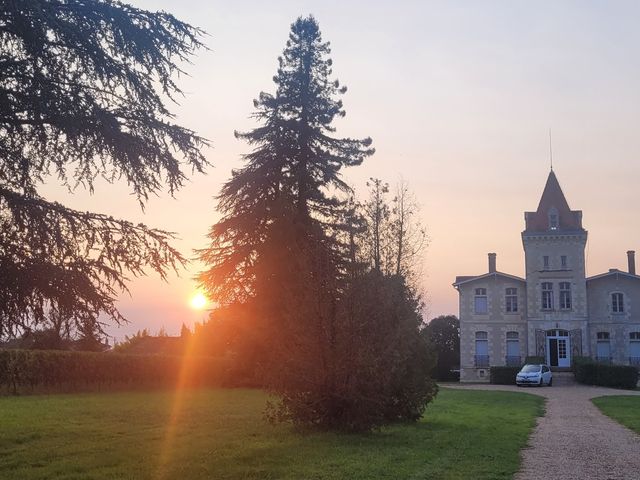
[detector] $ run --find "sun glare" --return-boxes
[189,292,208,310]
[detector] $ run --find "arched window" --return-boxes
[548,207,559,230]
[630,332,640,366]
[596,332,611,363]
[506,331,520,366]
[475,331,489,367]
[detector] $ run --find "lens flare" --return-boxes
[189,292,207,310]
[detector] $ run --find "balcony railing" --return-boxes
[629,357,640,367]
[505,356,522,367]
[474,355,490,368]
[595,356,612,364]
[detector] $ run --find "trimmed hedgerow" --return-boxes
[490,366,521,385]
[0,349,233,395]
[574,360,638,390]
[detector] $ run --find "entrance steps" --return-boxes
[552,372,576,386]
[550,367,572,373]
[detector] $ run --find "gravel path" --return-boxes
[447,380,640,480]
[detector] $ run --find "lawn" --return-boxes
[592,395,640,434]
[0,388,544,480]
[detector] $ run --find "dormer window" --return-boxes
[548,207,559,230]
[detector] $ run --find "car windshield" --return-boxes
[521,365,541,373]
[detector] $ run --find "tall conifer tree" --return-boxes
[198,16,373,304]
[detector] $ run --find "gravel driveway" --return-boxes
[448,380,640,480]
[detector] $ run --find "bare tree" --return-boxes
[362,178,390,272]
[390,179,428,281]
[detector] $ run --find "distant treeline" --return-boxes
[0,349,249,395]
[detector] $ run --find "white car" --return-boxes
[516,364,553,387]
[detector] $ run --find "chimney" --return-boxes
[488,253,497,273]
[628,250,636,275]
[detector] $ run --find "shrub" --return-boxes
[574,360,638,390]
[524,356,544,365]
[572,356,592,372]
[264,270,438,432]
[0,349,234,395]
[490,366,521,385]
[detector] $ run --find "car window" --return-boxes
[521,365,541,373]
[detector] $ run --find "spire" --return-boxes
[524,171,583,232]
[549,129,553,171]
[536,170,570,213]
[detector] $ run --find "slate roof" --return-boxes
[524,170,584,233]
[586,269,640,283]
[453,271,526,287]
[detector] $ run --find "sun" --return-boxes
[189,292,208,310]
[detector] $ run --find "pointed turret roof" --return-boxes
[524,170,584,232]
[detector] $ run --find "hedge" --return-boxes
[0,349,236,395]
[574,360,638,390]
[490,366,521,385]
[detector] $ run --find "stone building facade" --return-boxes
[455,170,640,382]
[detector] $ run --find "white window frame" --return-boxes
[541,282,553,310]
[474,288,488,314]
[612,292,624,313]
[506,331,520,365]
[559,282,572,310]
[475,331,489,367]
[505,287,518,313]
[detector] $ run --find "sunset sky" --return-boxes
[42,0,640,341]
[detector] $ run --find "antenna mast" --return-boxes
[549,129,553,171]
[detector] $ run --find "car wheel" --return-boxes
[548,378,552,387]
[539,378,543,387]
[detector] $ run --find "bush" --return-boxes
[0,349,234,395]
[264,268,438,433]
[490,366,521,385]
[572,356,592,372]
[574,360,638,389]
[524,356,544,365]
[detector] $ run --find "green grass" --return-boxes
[0,388,544,480]
[592,395,640,434]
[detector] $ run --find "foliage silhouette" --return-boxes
[0,0,208,339]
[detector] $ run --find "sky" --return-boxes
[41,1,640,341]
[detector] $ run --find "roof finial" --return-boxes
[549,128,553,171]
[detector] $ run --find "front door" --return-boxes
[546,330,571,368]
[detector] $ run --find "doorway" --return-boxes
[546,329,571,367]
